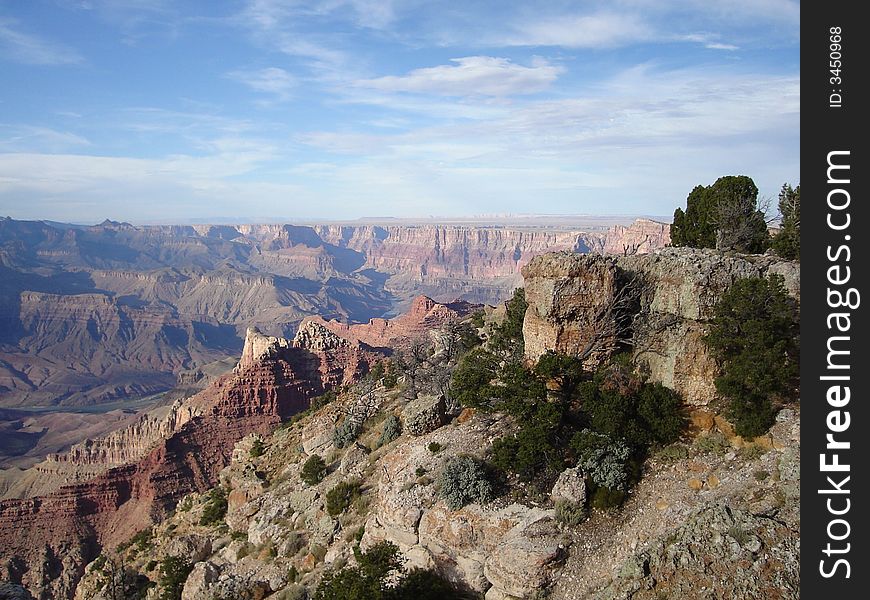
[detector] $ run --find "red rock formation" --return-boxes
[0,324,387,599]
[298,295,478,350]
[599,218,671,255]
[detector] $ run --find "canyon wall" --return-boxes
[0,217,667,409]
[301,294,479,350]
[0,296,472,598]
[523,247,799,405]
[0,331,331,598]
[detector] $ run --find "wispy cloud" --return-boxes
[0,125,91,152]
[0,18,84,65]
[356,56,562,97]
[236,0,349,71]
[226,67,297,101]
[680,33,740,51]
[294,64,800,216]
[503,12,653,48]
[62,0,182,44]
[705,42,739,51]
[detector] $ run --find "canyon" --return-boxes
[0,248,799,599]
[0,216,667,410]
[0,297,469,597]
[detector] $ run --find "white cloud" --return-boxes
[227,67,297,100]
[356,56,562,97]
[705,42,739,51]
[293,64,799,217]
[236,1,349,70]
[678,33,739,51]
[0,125,91,152]
[0,18,84,65]
[504,12,653,48]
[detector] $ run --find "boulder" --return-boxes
[402,394,447,436]
[181,562,220,600]
[550,466,586,505]
[483,515,566,598]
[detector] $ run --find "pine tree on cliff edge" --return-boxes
[672,175,768,253]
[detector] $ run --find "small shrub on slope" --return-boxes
[437,455,494,510]
[300,454,327,486]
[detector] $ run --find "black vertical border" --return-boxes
[801,1,869,596]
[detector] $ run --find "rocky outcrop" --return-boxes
[402,394,447,436]
[598,219,671,256]
[237,328,293,371]
[302,295,478,350]
[522,254,619,368]
[523,248,799,405]
[361,415,568,598]
[0,292,408,599]
[0,325,382,598]
[292,320,385,389]
[44,399,200,468]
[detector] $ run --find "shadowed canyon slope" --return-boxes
[0,297,468,599]
[0,217,668,409]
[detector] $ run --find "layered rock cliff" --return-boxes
[301,295,479,350]
[0,321,388,598]
[45,400,200,469]
[523,247,799,405]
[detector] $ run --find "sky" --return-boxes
[0,0,800,224]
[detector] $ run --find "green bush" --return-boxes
[671,175,768,253]
[589,486,626,510]
[378,415,402,447]
[704,275,798,438]
[535,351,585,404]
[427,442,442,453]
[490,288,527,357]
[333,419,362,449]
[437,455,494,510]
[392,568,463,599]
[694,432,731,456]
[199,487,228,526]
[491,401,565,480]
[250,438,265,458]
[301,454,327,486]
[370,361,386,381]
[311,390,337,411]
[449,348,500,409]
[129,527,153,553]
[326,481,362,516]
[579,366,685,449]
[655,444,690,463]
[157,556,193,600]
[554,499,587,526]
[637,383,686,445]
[287,565,300,583]
[571,430,632,491]
[314,541,463,600]
[383,361,399,389]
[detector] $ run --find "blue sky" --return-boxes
[0,0,799,223]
